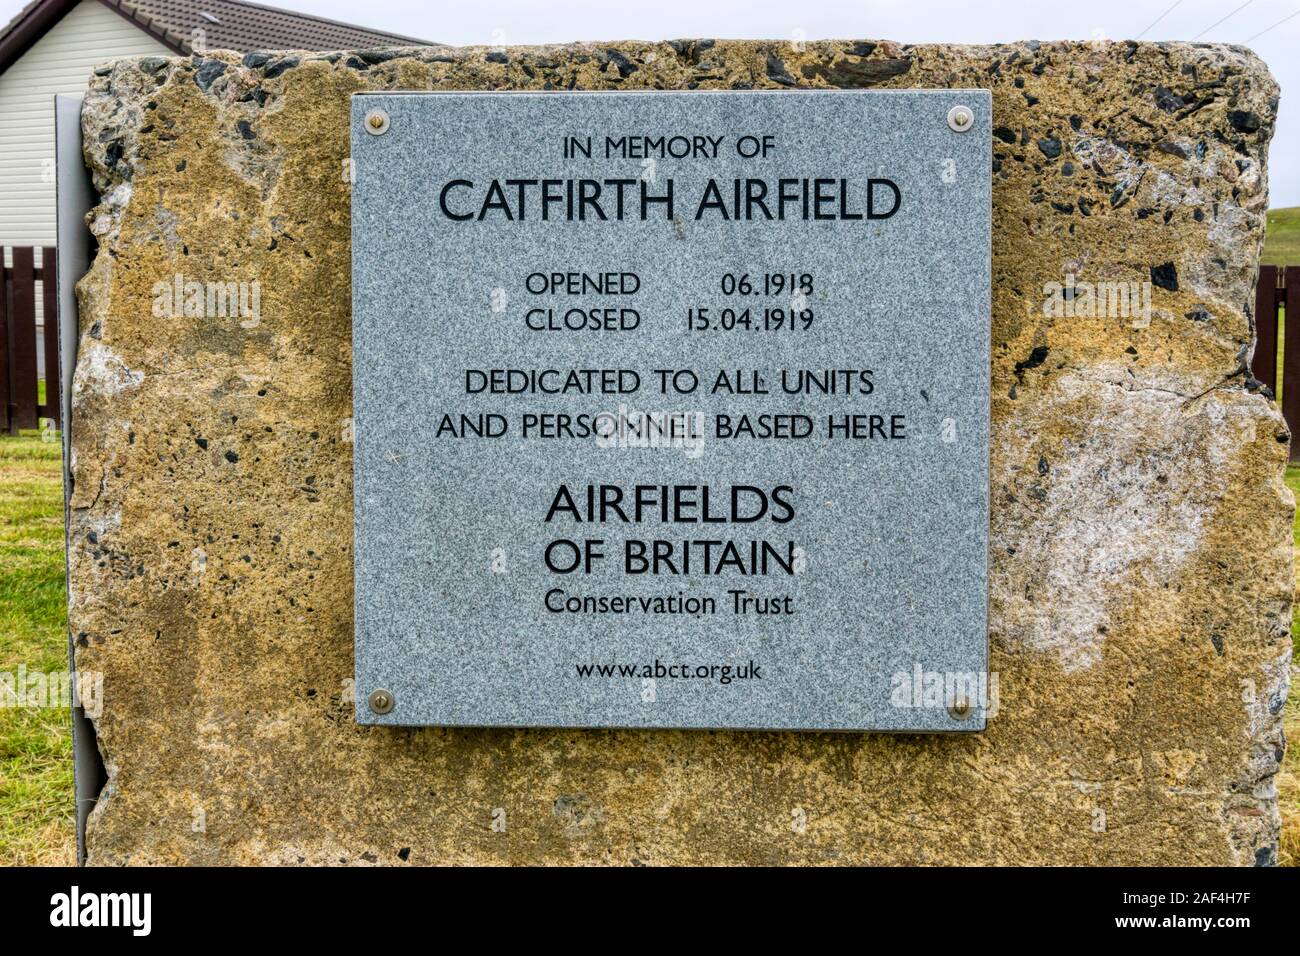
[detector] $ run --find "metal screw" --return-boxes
[948,695,972,720]
[368,688,395,714]
[947,105,974,133]
[364,108,390,136]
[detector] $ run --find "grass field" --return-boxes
[1281,468,1300,867]
[1264,208,1300,267]
[0,430,73,865]
[1270,215,1300,865]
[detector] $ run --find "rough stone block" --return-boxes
[73,39,1290,865]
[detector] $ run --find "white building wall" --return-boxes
[0,0,170,248]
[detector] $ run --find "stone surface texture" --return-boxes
[351,89,991,732]
[74,39,1291,865]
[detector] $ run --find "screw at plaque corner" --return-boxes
[947,105,974,133]
[364,108,390,136]
[948,695,972,720]
[368,688,395,714]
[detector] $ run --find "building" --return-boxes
[0,0,432,402]
[0,0,433,251]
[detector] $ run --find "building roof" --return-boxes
[0,0,436,74]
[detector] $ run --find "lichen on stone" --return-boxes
[72,39,1290,865]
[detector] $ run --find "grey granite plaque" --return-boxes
[352,90,990,731]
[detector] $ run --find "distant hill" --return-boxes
[1265,208,1300,266]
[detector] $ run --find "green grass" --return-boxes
[1266,206,1291,404]
[0,430,74,865]
[1272,211,1300,863]
[1264,208,1300,267]
[1275,308,1286,406]
[1281,466,1300,867]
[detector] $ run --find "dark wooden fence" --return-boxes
[0,246,59,434]
[1253,265,1300,453]
[2,250,1296,444]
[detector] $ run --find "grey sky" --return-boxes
[4,0,1297,204]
